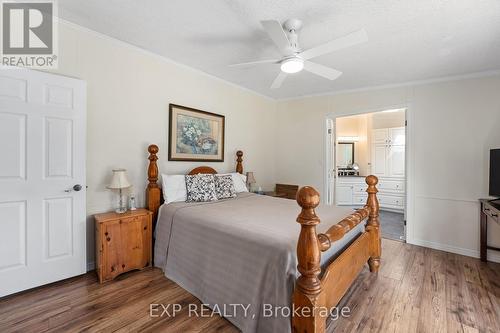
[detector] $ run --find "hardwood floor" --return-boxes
[1,239,499,332]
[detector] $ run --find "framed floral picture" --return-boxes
[168,104,225,162]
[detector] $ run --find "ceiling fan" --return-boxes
[229,19,368,89]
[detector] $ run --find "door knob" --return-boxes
[65,184,83,192]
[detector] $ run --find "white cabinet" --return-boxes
[371,127,405,178]
[336,177,366,206]
[372,144,388,176]
[368,127,405,212]
[352,195,368,205]
[378,179,405,192]
[390,127,405,145]
[335,176,404,212]
[389,145,405,177]
[378,193,405,209]
[336,177,368,204]
[333,126,406,212]
[336,184,355,205]
[372,129,389,144]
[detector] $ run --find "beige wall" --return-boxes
[51,22,277,267]
[371,109,406,129]
[276,76,500,261]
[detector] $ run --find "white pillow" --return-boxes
[220,173,248,193]
[161,174,187,204]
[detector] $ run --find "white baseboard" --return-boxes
[87,261,95,272]
[487,251,500,263]
[408,238,500,263]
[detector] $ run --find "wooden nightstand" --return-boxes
[262,191,288,198]
[94,209,152,283]
[261,184,299,199]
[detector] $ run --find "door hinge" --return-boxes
[405,120,408,126]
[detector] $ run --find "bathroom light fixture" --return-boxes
[280,57,304,74]
[338,136,359,142]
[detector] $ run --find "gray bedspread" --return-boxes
[154,192,366,333]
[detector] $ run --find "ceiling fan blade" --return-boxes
[271,71,287,89]
[304,61,342,80]
[300,29,368,60]
[228,59,279,68]
[261,20,290,53]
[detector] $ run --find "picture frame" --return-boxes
[168,104,225,162]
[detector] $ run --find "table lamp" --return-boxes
[107,169,132,213]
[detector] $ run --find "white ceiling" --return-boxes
[58,0,500,99]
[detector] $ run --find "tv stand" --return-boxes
[489,198,500,205]
[479,199,500,261]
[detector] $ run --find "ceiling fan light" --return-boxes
[280,58,304,74]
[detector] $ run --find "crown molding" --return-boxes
[277,69,500,102]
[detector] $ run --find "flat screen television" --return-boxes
[490,149,500,198]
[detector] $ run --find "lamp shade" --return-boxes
[246,172,256,184]
[107,169,132,189]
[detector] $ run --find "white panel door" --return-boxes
[372,144,388,177]
[0,68,86,297]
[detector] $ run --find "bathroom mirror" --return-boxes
[337,142,355,168]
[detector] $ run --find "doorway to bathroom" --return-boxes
[326,108,407,242]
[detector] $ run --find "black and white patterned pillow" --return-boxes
[215,175,236,199]
[185,174,218,202]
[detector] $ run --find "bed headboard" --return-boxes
[146,144,244,222]
[188,166,217,175]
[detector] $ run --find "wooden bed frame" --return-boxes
[145,144,380,333]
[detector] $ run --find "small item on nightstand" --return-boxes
[107,169,132,214]
[246,171,256,191]
[129,193,137,211]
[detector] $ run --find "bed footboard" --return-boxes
[292,175,380,333]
